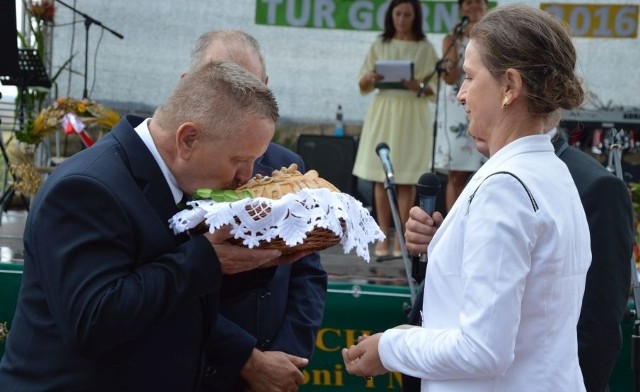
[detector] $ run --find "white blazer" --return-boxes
[379,135,590,392]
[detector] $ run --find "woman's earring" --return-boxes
[501,96,509,109]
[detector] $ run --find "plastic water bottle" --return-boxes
[334,105,345,137]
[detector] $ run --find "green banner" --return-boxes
[256,0,467,33]
[255,1,636,38]
[300,282,411,391]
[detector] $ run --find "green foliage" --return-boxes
[193,189,252,202]
[13,87,48,144]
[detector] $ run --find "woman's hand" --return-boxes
[402,78,421,93]
[342,333,387,378]
[405,206,444,256]
[359,71,382,91]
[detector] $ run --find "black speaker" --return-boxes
[297,135,358,197]
[0,0,20,77]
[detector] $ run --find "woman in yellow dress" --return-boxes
[352,0,438,257]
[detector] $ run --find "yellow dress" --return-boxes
[352,38,438,184]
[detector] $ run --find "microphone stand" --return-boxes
[55,0,124,99]
[382,176,417,304]
[418,23,467,173]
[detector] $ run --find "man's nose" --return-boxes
[236,163,254,185]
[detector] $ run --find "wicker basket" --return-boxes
[193,164,345,253]
[228,224,343,254]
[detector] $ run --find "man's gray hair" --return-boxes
[154,61,278,139]
[190,30,267,82]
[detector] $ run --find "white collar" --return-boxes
[134,119,183,205]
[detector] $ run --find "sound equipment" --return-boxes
[560,109,640,183]
[0,0,19,77]
[561,109,640,127]
[560,109,640,148]
[297,135,358,197]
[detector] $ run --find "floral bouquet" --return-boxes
[26,97,120,145]
[27,0,55,23]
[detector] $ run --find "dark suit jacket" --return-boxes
[0,115,222,391]
[201,142,328,391]
[403,137,633,392]
[554,137,634,392]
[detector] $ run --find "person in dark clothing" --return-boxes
[0,61,307,391]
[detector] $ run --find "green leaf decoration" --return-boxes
[193,188,252,202]
[194,189,213,199]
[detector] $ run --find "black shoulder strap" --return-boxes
[468,171,539,213]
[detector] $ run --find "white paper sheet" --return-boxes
[375,60,413,82]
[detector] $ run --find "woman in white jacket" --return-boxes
[342,4,590,391]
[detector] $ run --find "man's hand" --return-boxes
[404,207,444,256]
[203,227,311,275]
[241,349,308,392]
[258,251,311,269]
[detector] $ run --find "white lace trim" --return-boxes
[169,188,385,262]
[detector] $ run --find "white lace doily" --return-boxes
[169,188,385,262]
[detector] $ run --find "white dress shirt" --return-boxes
[134,118,183,205]
[379,135,590,391]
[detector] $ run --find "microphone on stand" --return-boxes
[416,172,441,262]
[455,16,470,35]
[376,142,395,186]
[416,16,469,99]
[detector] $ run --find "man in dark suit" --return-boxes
[403,125,634,392]
[552,130,634,392]
[0,62,307,391]
[189,31,327,392]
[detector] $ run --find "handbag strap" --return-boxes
[468,171,539,213]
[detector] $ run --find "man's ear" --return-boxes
[176,122,200,160]
[503,68,523,104]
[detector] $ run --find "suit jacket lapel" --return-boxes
[111,116,182,235]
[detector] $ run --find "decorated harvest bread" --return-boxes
[190,164,345,254]
[171,164,385,261]
[192,164,338,202]
[236,164,339,199]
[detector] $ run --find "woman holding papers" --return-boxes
[434,0,489,211]
[352,0,438,258]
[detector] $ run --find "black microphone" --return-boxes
[416,172,440,262]
[455,16,469,35]
[375,142,395,186]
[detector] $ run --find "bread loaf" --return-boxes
[237,164,339,199]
